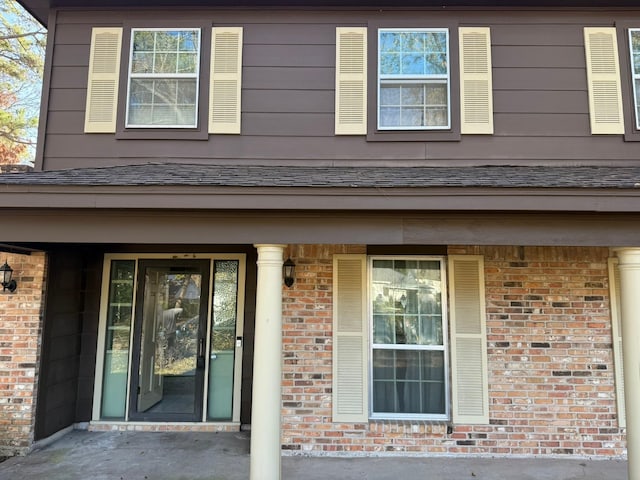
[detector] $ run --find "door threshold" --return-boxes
[88,421,240,432]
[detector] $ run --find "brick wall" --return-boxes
[0,252,47,457]
[280,245,627,457]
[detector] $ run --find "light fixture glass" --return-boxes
[283,258,295,288]
[0,261,17,293]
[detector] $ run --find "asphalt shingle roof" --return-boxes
[1,164,639,189]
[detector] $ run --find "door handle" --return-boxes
[197,338,205,369]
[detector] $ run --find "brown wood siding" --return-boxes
[35,249,102,439]
[40,8,640,170]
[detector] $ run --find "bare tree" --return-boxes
[0,0,46,165]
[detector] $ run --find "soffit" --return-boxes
[19,0,640,27]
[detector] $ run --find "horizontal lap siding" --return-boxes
[42,9,640,170]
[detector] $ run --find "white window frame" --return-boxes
[629,29,640,130]
[377,28,451,131]
[125,28,201,129]
[368,256,450,421]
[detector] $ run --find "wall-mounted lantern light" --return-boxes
[0,261,17,293]
[283,258,296,288]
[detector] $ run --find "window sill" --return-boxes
[366,129,461,142]
[115,128,209,140]
[368,418,450,434]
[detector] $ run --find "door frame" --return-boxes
[92,253,246,424]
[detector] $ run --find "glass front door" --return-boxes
[97,254,245,423]
[128,259,210,422]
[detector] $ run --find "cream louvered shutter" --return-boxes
[335,27,367,135]
[332,254,368,423]
[449,255,489,424]
[209,27,243,134]
[84,27,122,133]
[459,27,493,134]
[608,258,626,428]
[584,27,624,134]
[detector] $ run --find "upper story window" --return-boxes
[377,29,450,131]
[126,29,201,128]
[629,29,640,130]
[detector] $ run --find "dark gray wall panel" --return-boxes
[242,113,334,136]
[242,90,334,114]
[492,68,587,91]
[490,24,584,45]
[52,44,90,67]
[35,250,84,440]
[39,8,640,171]
[493,91,589,114]
[493,114,590,137]
[242,67,333,90]
[48,88,86,111]
[491,45,586,69]
[49,66,89,89]
[243,23,334,45]
[35,249,103,439]
[243,44,334,67]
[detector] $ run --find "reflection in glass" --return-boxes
[379,83,448,128]
[128,29,200,127]
[378,29,449,129]
[137,268,202,415]
[208,260,239,420]
[372,350,445,415]
[371,258,446,417]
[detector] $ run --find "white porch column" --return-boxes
[615,248,640,480]
[250,244,285,480]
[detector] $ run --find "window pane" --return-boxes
[380,86,400,105]
[380,82,448,128]
[128,104,152,125]
[378,29,449,129]
[153,53,178,74]
[426,84,447,104]
[128,29,200,128]
[636,79,640,120]
[371,259,443,347]
[372,350,445,415]
[131,52,154,74]
[402,53,426,75]
[130,79,153,104]
[379,106,401,127]
[133,31,154,51]
[380,52,401,75]
[208,260,239,421]
[425,52,447,75]
[425,107,448,127]
[101,260,135,419]
[155,31,179,51]
[180,31,199,51]
[400,86,424,106]
[153,79,177,105]
[128,78,197,127]
[401,107,424,127]
[380,31,399,53]
[178,53,198,74]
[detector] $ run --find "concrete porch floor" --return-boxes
[0,429,629,480]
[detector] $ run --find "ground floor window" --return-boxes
[370,257,448,420]
[94,254,245,423]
